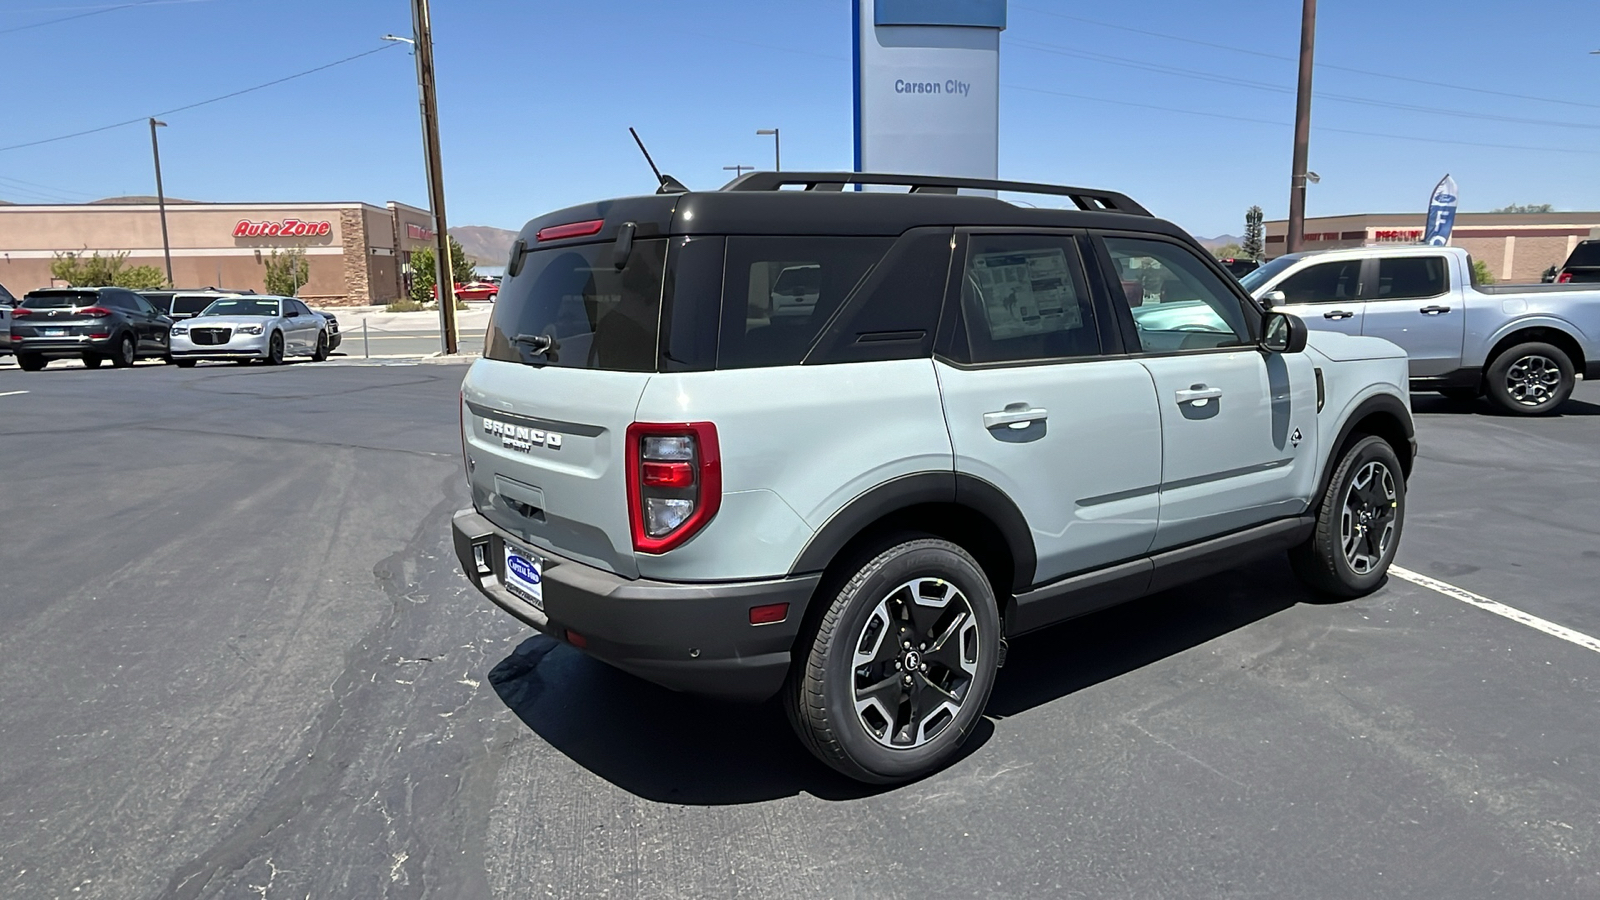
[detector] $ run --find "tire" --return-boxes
[785,536,1001,784]
[1436,388,1478,401]
[264,332,284,366]
[1290,435,1406,599]
[1485,341,1574,416]
[17,353,47,372]
[110,333,136,368]
[82,354,103,369]
[173,359,197,368]
[311,330,329,362]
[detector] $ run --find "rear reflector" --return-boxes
[749,602,789,625]
[641,461,694,489]
[566,630,588,648]
[535,219,604,242]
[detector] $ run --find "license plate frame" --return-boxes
[503,542,544,610]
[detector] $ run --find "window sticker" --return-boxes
[970,248,1082,339]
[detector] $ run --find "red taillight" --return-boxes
[88,332,110,339]
[749,602,789,625]
[79,306,112,318]
[626,422,721,554]
[11,308,31,318]
[1557,271,1572,283]
[535,219,604,242]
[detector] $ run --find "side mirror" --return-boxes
[1262,311,1307,353]
[1260,289,1286,309]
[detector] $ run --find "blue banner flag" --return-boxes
[1424,175,1458,246]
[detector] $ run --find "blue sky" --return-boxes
[2,0,1597,237]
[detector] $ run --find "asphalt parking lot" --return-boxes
[1,360,1596,899]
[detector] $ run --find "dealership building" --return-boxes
[1265,212,1600,282]
[0,199,439,306]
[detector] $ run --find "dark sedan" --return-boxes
[10,287,173,371]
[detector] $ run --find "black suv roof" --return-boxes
[516,171,1195,259]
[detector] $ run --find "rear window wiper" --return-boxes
[513,333,560,365]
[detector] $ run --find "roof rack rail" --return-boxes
[721,171,1151,217]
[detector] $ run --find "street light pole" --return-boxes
[388,0,457,355]
[756,128,780,171]
[1286,0,1316,254]
[148,118,173,287]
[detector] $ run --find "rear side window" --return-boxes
[950,234,1099,364]
[807,229,952,365]
[1374,256,1447,300]
[485,238,668,372]
[172,296,215,316]
[1565,241,1600,267]
[717,237,891,369]
[1275,259,1362,303]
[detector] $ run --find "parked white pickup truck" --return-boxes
[1241,245,1600,415]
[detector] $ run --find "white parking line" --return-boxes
[0,390,28,398]
[1390,565,1600,655]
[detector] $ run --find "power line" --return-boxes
[1009,2,1600,112]
[1006,38,1600,132]
[0,43,402,153]
[1004,83,1600,157]
[0,0,212,37]
[0,173,100,198]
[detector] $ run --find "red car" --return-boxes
[434,281,499,302]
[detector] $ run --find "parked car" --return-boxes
[140,288,254,321]
[451,171,1416,784]
[1218,257,1260,278]
[169,295,331,366]
[0,282,18,356]
[1553,240,1600,284]
[452,281,500,302]
[1242,245,1600,415]
[10,287,173,370]
[313,309,343,352]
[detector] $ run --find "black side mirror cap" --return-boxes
[1262,310,1308,353]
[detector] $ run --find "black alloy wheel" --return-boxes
[787,536,1000,784]
[311,330,329,362]
[265,332,285,366]
[1290,435,1406,598]
[110,333,136,368]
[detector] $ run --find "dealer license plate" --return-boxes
[504,543,544,610]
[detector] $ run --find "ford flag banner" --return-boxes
[1424,174,1458,246]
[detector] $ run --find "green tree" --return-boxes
[1471,258,1497,285]
[1492,203,1554,214]
[49,250,167,289]
[1212,242,1243,260]
[407,235,476,305]
[263,247,310,296]
[1242,206,1265,262]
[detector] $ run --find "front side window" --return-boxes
[952,234,1099,364]
[1374,256,1447,300]
[484,238,667,372]
[1275,259,1363,304]
[171,296,215,317]
[1103,236,1252,352]
[717,236,890,369]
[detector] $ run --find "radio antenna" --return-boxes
[628,127,688,194]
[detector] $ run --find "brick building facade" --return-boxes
[0,199,437,306]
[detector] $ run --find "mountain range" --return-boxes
[451,225,519,267]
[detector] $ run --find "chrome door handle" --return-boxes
[1175,385,1224,404]
[983,405,1048,429]
[1323,310,1355,320]
[1420,305,1451,315]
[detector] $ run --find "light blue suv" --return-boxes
[453,172,1417,783]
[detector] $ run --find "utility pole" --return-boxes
[149,118,173,287]
[1286,0,1316,254]
[724,164,754,178]
[756,128,780,171]
[401,0,457,354]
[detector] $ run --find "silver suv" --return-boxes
[453,172,1417,783]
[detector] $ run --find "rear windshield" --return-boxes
[201,298,279,317]
[173,296,217,316]
[1565,241,1600,268]
[485,238,669,372]
[22,292,96,309]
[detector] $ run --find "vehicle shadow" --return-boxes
[1410,392,1600,417]
[489,555,1313,805]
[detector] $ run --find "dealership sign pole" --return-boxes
[1424,174,1459,246]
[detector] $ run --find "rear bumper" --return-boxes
[11,334,121,358]
[452,508,817,702]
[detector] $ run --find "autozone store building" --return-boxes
[1265,212,1600,282]
[0,200,438,306]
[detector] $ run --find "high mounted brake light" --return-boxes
[626,422,721,554]
[535,219,604,242]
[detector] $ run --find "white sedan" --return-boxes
[169,295,331,367]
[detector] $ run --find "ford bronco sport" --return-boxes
[453,172,1416,784]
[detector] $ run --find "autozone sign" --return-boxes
[233,218,333,238]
